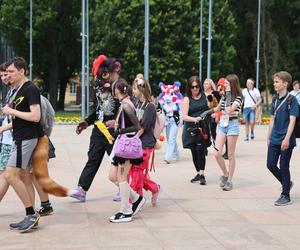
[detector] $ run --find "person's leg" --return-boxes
[31,173,53,216]
[5,167,33,208]
[0,144,12,201]
[0,171,9,202]
[249,110,256,139]
[226,135,239,182]
[266,144,282,183]
[214,133,227,176]
[19,169,35,206]
[243,108,250,140]
[172,125,180,161]
[279,146,294,197]
[77,135,106,191]
[164,121,171,162]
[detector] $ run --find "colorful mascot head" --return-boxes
[92,54,123,92]
[157,81,183,115]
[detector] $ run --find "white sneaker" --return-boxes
[109,212,132,223]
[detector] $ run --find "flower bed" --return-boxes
[239,117,271,125]
[55,116,81,124]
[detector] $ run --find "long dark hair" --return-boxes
[225,74,242,100]
[186,76,203,97]
[112,78,131,97]
[132,78,152,103]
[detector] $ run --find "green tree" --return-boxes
[0,0,81,110]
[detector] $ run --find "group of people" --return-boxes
[0,54,299,232]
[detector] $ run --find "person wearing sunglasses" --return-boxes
[182,76,209,185]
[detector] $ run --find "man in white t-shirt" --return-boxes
[242,78,262,140]
[290,80,300,105]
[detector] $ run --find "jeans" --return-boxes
[165,117,179,161]
[267,143,294,196]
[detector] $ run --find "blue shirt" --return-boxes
[269,92,299,146]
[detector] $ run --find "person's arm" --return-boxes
[118,102,141,134]
[3,103,41,122]
[281,116,296,150]
[0,122,12,133]
[225,96,242,114]
[267,116,274,146]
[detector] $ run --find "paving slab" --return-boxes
[1,125,300,249]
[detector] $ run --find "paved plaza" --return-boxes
[1,125,300,249]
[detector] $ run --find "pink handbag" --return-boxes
[114,110,143,159]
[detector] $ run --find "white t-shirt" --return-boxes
[1,116,13,145]
[242,88,261,108]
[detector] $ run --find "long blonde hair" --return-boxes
[133,78,152,103]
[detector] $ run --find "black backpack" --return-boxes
[287,95,300,138]
[273,94,300,138]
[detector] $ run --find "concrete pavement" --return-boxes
[1,125,300,249]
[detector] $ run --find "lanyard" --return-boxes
[8,85,22,106]
[274,94,289,117]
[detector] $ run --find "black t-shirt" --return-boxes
[135,101,157,148]
[12,81,44,140]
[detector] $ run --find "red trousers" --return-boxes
[128,148,159,196]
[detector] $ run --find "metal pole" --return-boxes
[256,0,261,89]
[29,0,33,81]
[207,0,213,79]
[199,0,203,81]
[144,0,149,80]
[86,0,89,114]
[81,0,86,120]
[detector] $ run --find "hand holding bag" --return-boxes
[114,109,143,159]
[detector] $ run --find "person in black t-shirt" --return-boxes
[2,57,43,233]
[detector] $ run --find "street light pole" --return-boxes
[144,0,149,80]
[199,0,203,81]
[81,0,86,120]
[256,0,261,89]
[86,0,89,114]
[207,0,213,79]
[29,0,33,81]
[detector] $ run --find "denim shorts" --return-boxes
[243,107,256,123]
[217,119,240,136]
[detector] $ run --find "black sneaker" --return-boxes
[274,195,292,206]
[132,196,146,216]
[109,212,132,223]
[250,132,254,140]
[18,214,40,233]
[190,174,201,183]
[199,175,206,185]
[38,206,53,216]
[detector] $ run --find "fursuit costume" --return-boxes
[72,55,121,194]
[157,81,183,162]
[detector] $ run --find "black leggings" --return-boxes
[190,145,207,172]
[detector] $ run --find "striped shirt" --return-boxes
[220,95,243,117]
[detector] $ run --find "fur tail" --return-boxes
[32,135,68,197]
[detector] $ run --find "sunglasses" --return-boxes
[191,85,200,89]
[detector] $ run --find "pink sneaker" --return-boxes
[69,186,86,202]
[151,185,161,207]
[113,192,121,202]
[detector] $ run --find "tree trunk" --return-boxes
[57,77,68,110]
[48,38,59,110]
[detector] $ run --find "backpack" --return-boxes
[287,95,300,138]
[273,94,300,138]
[154,111,166,139]
[40,95,55,136]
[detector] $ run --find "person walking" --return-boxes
[108,79,145,223]
[3,57,44,232]
[213,74,243,191]
[182,76,209,185]
[242,78,261,140]
[267,71,298,206]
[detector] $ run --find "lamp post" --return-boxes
[144,0,149,80]
[81,0,86,120]
[256,0,261,89]
[29,0,33,81]
[199,0,203,81]
[207,0,213,79]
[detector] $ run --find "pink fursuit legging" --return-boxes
[128,148,159,196]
